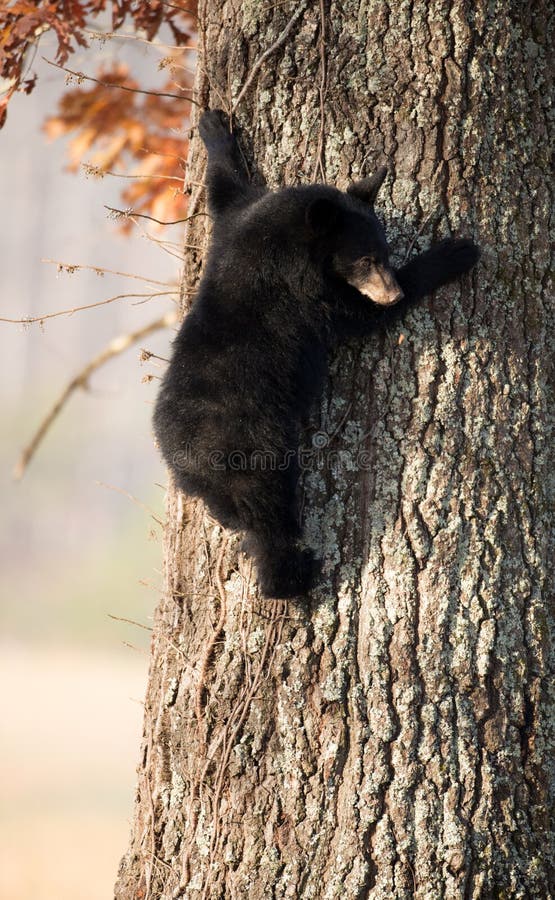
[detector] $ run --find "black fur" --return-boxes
[153,109,479,599]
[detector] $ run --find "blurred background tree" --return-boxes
[0,3,197,899]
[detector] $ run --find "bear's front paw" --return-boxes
[198,109,234,147]
[436,238,480,277]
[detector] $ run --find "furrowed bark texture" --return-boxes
[115,2,554,898]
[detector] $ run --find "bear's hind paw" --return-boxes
[258,548,318,600]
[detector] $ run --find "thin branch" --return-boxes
[0,291,175,325]
[138,146,186,162]
[163,62,198,77]
[140,232,186,262]
[82,164,185,183]
[118,218,189,261]
[232,3,307,110]
[13,311,178,480]
[105,205,208,227]
[403,209,440,262]
[122,641,147,654]
[108,613,153,632]
[195,536,231,734]
[85,29,197,51]
[96,480,165,526]
[43,58,199,105]
[312,0,328,183]
[42,258,172,287]
[262,0,299,8]
[151,0,199,15]
[140,348,170,363]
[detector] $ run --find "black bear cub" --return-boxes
[154,109,479,600]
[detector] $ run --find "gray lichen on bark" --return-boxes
[115,1,554,898]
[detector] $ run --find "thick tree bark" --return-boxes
[115,2,553,898]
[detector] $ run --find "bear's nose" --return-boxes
[354,265,404,306]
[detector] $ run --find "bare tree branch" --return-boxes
[96,481,165,526]
[0,291,175,325]
[105,205,208,227]
[85,29,198,50]
[312,0,328,183]
[82,164,185,183]
[43,58,199,105]
[13,311,179,480]
[41,258,173,287]
[151,0,199,16]
[108,613,153,632]
[231,4,308,111]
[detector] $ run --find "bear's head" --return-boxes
[306,168,403,307]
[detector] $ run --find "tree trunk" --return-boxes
[115,2,553,898]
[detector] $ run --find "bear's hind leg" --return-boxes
[245,534,317,600]
[202,491,243,532]
[235,473,317,600]
[177,473,242,532]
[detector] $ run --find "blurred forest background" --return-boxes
[0,14,193,897]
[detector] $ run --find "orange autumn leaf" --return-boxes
[1,0,197,230]
[43,59,193,230]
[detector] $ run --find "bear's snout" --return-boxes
[351,265,404,306]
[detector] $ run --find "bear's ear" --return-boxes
[347,165,388,205]
[305,196,339,234]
